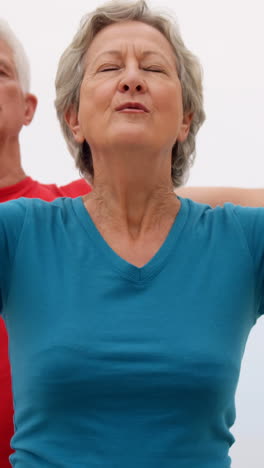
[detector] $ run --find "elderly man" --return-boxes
[0,21,91,201]
[0,20,91,467]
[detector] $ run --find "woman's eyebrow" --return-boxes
[87,50,121,67]
[88,49,175,68]
[141,50,176,67]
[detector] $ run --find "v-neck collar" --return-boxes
[72,196,189,284]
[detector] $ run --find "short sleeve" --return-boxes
[232,205,264,318]
[0,199,28,314]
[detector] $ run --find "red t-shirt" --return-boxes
[0,176,91,468]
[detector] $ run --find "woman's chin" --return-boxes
[109,128,152,147]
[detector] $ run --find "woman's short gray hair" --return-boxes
[55,0,205,187]
[0,19,30,93]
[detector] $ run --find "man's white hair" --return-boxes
[0,19,30,93]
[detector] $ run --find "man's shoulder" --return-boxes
[43,179,91,198]
[0,177,91,203]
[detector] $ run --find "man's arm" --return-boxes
[176,187,264,208]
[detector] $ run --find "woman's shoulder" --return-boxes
[207,201,264,232]
[180,195,264,220]
[0,196,80,216]
[0,197,81,237]
[181,197,264,253]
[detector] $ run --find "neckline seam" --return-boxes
[72,196,189,283]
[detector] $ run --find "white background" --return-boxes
[2,1,264,466]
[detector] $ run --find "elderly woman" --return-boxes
[1,1,263,467]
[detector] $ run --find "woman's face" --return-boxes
[69,21,192,154]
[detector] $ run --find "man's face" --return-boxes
[0,39,30,142]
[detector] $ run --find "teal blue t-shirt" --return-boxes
[0,196,263,467]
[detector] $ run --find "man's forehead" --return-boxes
[0,39,17,70]
[0,39,14,59]
[0,37,12,50]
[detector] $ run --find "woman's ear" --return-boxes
[23,94,38,126]
[64,107,85,144]
[177,112,193,143]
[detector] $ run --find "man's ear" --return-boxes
[177,111,193,143]
[64,107,85,144]
[24,93,38,126]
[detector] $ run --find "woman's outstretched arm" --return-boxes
[176,187,264,207]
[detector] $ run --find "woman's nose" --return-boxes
[118,69,147,94]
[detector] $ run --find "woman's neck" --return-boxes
[83,147,179,239]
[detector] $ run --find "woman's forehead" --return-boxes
[86,21,176,64]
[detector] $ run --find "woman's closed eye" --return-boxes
[97,65,166,73]
[99,65,120,72]
[143,67,166,73]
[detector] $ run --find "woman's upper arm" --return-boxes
[232,205,264,318]
[176,187,264,208]
[0,200,27,315]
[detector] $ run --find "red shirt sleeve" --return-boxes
[44,179,92,198]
